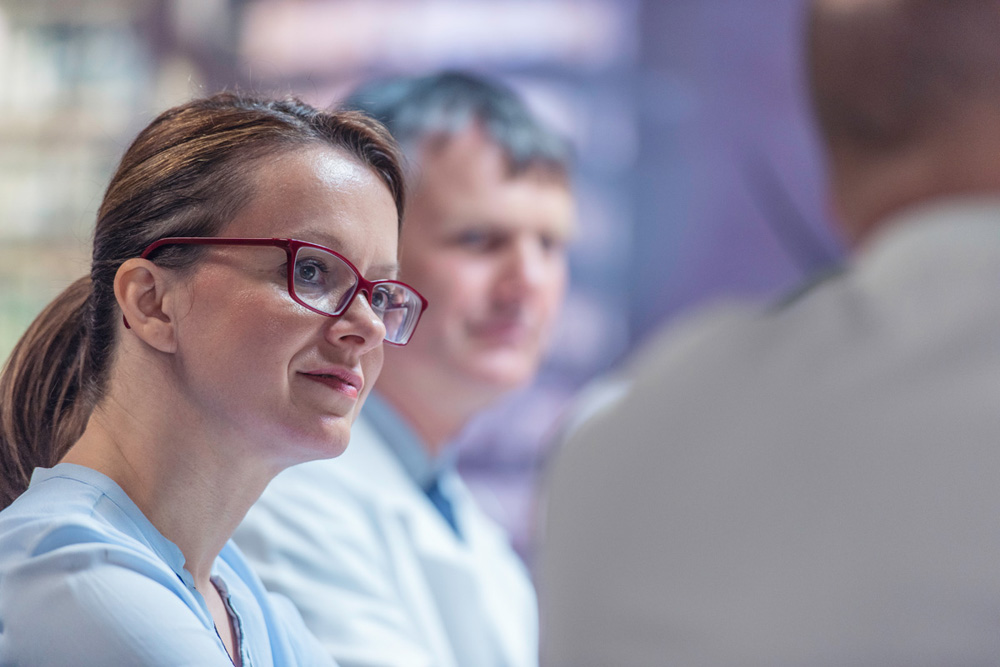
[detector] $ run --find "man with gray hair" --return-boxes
[539,0,1000,664]
[236,71,575,667]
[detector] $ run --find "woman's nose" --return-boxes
[324,289,387,351]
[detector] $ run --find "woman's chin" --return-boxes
[274,421,352,468]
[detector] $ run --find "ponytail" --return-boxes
[0,277,93,509]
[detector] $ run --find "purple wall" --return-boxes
[458,0,847,564]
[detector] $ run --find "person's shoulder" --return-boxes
[1,466,104,519]
[630,267,855,385]
[0,481,227,665]
[0,538,228,666]
[0,471,123,562]
[625,298,768,382]
[0,468,193,603]
[554,274,854,452]
[0,502,179,600]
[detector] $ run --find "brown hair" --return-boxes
[808,0,1000,157]
[0,92,405,508]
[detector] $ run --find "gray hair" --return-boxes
[341,70,572,176]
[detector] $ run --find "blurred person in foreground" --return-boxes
[538,0,1000,664]
[235,71,575,667]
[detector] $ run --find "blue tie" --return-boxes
[425,476,462,539]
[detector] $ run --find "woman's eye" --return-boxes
[294,260,327,286]
[370,289,389,311]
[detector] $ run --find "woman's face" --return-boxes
[168,147,399,466]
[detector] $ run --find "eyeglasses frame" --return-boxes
[131,236,427,346]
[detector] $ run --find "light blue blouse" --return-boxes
[0,463,334,666]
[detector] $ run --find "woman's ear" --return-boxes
[114,258,181,353]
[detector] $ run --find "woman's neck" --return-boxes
[62,393,274,587]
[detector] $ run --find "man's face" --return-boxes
[384,126,574,402]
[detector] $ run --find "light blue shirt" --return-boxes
[0,463,334,666]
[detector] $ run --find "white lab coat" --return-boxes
[539,198,1000,666]
[235,409,538,667]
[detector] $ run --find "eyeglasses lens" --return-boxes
[291,246,421,345]
[371,284,423,344]
[291,246,358,313]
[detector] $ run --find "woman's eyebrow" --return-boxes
[296,228,346,252]
[369,262,401,279]
[293,228,400,276]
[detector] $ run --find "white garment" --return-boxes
[538,199,1000,666]
[235,407,538,667]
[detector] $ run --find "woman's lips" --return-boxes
[300,368,362,400]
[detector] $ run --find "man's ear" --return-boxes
[114,258,181,353]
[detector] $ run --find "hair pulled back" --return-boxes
[0,92,405,508]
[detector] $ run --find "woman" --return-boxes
[0,93,426,665]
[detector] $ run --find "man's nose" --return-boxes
[496,237,548,301]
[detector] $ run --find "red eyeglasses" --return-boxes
[137,237,427,345]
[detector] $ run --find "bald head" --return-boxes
[808,0,1000,244]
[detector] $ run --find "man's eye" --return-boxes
[458,231,486,245]
[456,230,501,251]
[540,234,567,254]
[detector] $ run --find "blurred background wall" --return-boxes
[0,0,844,561]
